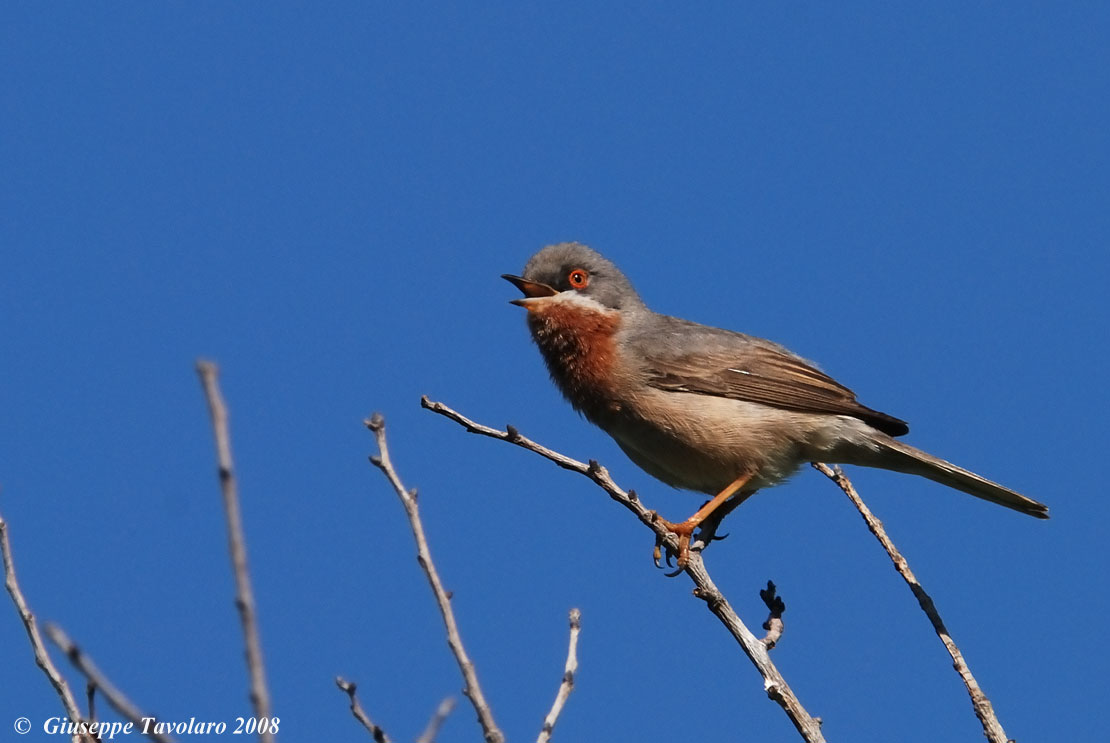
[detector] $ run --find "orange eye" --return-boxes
[567,268,589,289]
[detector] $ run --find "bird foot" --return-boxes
[649,513,699,574]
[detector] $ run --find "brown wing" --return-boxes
[645,339,909,437]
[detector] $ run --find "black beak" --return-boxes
[501,274,559,305]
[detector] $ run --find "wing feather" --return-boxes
[641,329,909,437]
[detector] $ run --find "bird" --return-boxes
[502,242,1048,565]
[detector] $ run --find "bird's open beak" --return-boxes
[502,274,558,306]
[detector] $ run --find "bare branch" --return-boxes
[45,624,175,743]
[335,677,391,742]
[812,463,1009,743]
[415,697,457,743]
[195,360,275,741]
[86,682,97,725]
[686,563,823,741]
[536,608,581,743]
[420,396,681,553]
[366,413,506,743]
[1,511,92,743]
[760,581,786,649]
[422,397,826,742]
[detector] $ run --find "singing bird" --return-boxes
[503,242,1047,564]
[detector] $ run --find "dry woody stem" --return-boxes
[415,697,457,743]
[760,581,786,649]
[335,677,392,743]
[536,608,581,743]
[422,397,826,743]
[366,413,506,743]
[1,511,93,743]
[196,360,275,742]
[45,624,175,743]
[812,463,1009,743]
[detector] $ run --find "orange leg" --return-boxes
[655,471,754,568]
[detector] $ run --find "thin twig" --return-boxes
[45,624,176,743]
[335,677,391,742]
[812,462,1009,743]
[1,511,93,743]
[420,396,682,553]
[422,397,826,743]
[87,682,98,725]
[366,413,506,743]
[196,360,275,742]
[415,697,457,743]
[760,581,786,649]
[536,608,581,743]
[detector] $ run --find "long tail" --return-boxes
[866,437,1049,519]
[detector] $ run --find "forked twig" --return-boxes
[421,397,826,743]
[45,624,175,743]
[812,462,1008,743]
[1,511,92,743]
[537,608,581,743]
[366,413,506,743]
[196,360,274,742]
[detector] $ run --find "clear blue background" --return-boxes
[2,4,1106,742]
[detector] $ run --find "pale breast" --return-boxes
[601,388,843,495]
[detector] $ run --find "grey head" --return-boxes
[507,242,647,311]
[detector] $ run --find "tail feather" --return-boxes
[869,438,1049,519]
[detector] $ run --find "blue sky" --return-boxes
[2,3,1107,742]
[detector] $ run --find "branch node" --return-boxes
[692,586,723,609]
